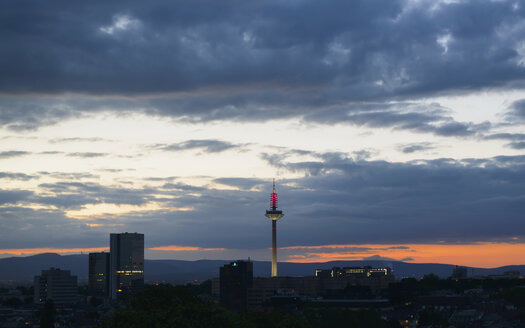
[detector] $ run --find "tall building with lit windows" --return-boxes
[88,252,110,298]
[110,232,144,299]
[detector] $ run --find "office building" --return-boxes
[314,266,392,278]
[88,252,110,298]
[110,232,144,299]
[220,260,253,310]
[34,268,78,305]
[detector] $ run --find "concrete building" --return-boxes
[219,260,253,310]
[110,232,144,299]
[88,252,110,298]
[34,268,78,305]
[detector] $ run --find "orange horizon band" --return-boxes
[1,242,523,268]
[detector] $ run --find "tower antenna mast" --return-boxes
[265,178,284,277]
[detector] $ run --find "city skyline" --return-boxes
[0,0,525,268]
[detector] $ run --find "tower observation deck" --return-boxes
[265,179,284,277]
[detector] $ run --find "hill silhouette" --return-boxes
[0,253,523,284]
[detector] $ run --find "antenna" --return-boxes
[265,179,284,277]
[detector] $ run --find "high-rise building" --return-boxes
[110,232,144,299]
[219,260,253,310]
[88,252,110,298]
[264,179,284,277]
[34,268,78,305]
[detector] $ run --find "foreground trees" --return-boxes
[96,285,390,328]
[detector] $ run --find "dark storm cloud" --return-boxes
[156,139,244,153]
[0,0,524,129]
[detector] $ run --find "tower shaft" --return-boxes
[272,220,277,277]
[265,179,283,278]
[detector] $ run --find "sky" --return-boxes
[1,0,525,268]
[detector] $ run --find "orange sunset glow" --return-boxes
[2,243,523,269]
[149,245,226,252]
[0,247,108,256]
[281,243,525,268]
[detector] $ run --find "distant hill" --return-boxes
[0,253,523,284]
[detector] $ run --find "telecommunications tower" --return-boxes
[265,179,284,277]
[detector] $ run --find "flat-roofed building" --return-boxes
[34,268,77,305]
[314,266,392,278]
[110,232,144,299]
[220,260,253,310]
[88,252,110,298]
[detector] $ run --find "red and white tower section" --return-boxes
[265,179,284,277]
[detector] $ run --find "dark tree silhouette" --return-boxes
[40,299,56,328]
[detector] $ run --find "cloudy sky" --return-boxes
[1,0,524,268]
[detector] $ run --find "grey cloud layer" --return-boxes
[1,153,524,249]
[303,102,491,137]
[0,172,38,180]
[0,150,111,159]
[156,139,244,153]
[507,99,525,122]
[0,151,30,159]
[2,0,524,95]
[485,132,525,149]
[0,0,524,129]
[399,142,435,154]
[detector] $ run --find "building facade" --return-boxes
[314,266,392,278]
[88,252,110,298]
[110,232,144,299]
[219,260,253,310]
[246,267,394,309]
[34,268,78,305]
